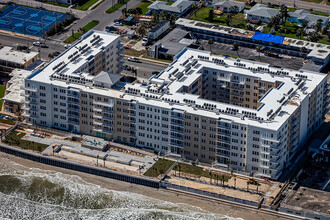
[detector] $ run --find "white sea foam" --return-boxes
[0,157,243,220]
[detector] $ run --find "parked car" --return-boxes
[114,21,123,26]
[64,44,71,49]
[33,41,40,46]
[122,64,131,71]
[141,37,149,46]
[105,26,117,32]
[127,57,141,63]
[53,51,61,56]
[33,41,47,48]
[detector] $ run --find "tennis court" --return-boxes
[0,4,69,37]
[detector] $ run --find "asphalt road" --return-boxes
[70,0,140,33]
[255,0,330,14]
[122,57,168,79]
[0,33,65,60]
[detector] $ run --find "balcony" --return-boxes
[217,124,231,130]
[103,129,113,134]
[216,152,230,158]
[21,86,37,92]
[68,106,80,112]
[216,138,231,144]
[68,120,79,125]
[68,113,80,119]
[67,92,80,98]
[103,116,114,120]
[93,101,113,108]
[217,131,231,137]
[24,93,38,98]
[67,99,80,104]
[117,47,124,54]
[93,121,102,126]
[103,123,114,128]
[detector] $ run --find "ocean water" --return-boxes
[0,157,242,220]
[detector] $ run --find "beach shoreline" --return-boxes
[0,152,283,220]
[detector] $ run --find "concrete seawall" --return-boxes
[0,144,160,188]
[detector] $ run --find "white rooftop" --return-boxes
[0,46,38,65]
[3,69,32,104]
[28,30,120,84]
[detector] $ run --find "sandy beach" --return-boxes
[0,152,285,220]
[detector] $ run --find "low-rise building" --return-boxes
[288,9,329,28]
[147,20,171,40]
[176,18,330,71]
[147,28,196,59]
[0,46,39,76]
[213,0,244,13]
[148,0,195,17]
[245,4,279,23]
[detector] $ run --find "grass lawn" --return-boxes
[106,0,129,13]
[174,162,231,181]
[0,84,6,111]
[43,1,69,8]
[134,1,152,15]
[123,48,147,57]
[190,7,246,29]
[4,131,48,152]
[82,20,99,32]
[144,158,231,181]
[76,0,99,11]
[0,118,16,125]
[64,32,83,43]
[144,158,175,177]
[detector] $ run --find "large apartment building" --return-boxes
[23,30,328,180]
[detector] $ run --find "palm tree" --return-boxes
[256,46,261,61]
[225,13,233,26]
[48,53,54,61]
[208,9,214,22]
[137,24,146,37]
[122,8,127,17]
[232,42,239,56]
[279,5,289,26]
[296,27,304,39]
[208,39,214,53]
[315,19,323,33]
[300,46,307,53]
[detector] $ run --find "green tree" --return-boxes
[208,38,214,53]
[232,42,239,56]
[315,19,323,33]
[279,5,289,26]
[256,46,261,61]
[137,24,147,36]
[225,13,233,26]
[296,27,304,39]
[208,9,214,22]
[122,8,127,17]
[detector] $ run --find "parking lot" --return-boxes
[200,40,305,70]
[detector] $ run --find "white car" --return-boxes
[141,38,148,46]
[33,41,41,46]
[64,44,71,49]
[114,22,123,26]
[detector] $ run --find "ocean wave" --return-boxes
[0,157,242,220]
